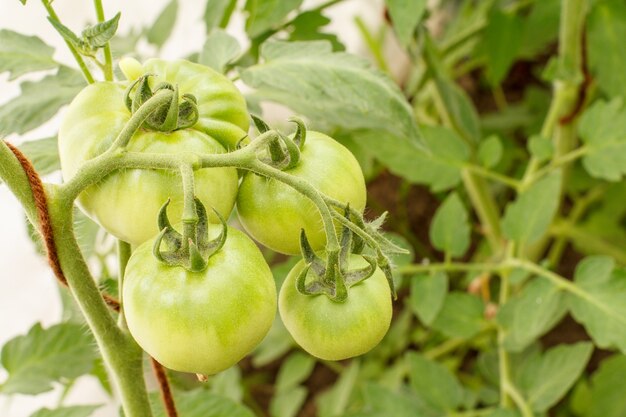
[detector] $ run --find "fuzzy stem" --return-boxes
[41,0,95,84]
[47,192,152,417]
[93,0,114,81]
[179,163,198,249]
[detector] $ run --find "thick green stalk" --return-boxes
[93,0,114,81]
[46,191,152,417]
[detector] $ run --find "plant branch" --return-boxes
[41,0,95,84]
[93,0,114,81]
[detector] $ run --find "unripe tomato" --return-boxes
[123,224,276,375]
[237,131,366,255]
[59,59,248,245]
[279,255,392,361]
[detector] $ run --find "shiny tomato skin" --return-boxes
[237,131,366,255]
[279,255,392,361]
[123,224,277,375]
[59,59,248,245]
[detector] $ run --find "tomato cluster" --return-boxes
[58,58,392,375]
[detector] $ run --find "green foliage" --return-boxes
[429,192,471,258]
[0,30,56,79]
[241,40,422,145]
[409,271,448,325]
[0,323,97,395]
[199,29,241,73]
[146,0,178,48]
[29,406,101,417]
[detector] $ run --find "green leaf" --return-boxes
[210,366,242,402]
[317,360,360,417]
[47,17,83,50]
[497,278,567,352]
[431,292,485,339]
[288,11,343,51]
[0,30,56,80]
[146,0,178,48]
[0,66,84,135]
[407,352,463,411]
[270,387,307,417]
[429,192,470,258]
[516,342,593,412]
[478,135,503,168]
[199,29,241,73]
[18,137,60,175]
[82,12,121,48]
[409,271,448,326]
[587,355,626,417]
[423,36,481,142]
[519,0,560,58]
[355,126,469,191]
[244,0,304,38]
[275,351,315,392]
[501,172,562,246]
[485,410,520,417]
[569,256,626,352]
[150,389,255,417]
[241,40,422,146]
[29,405,101,417]
[527,134,553,162]
[579,99,626,181]
[588,0,626,99]
[479,7,524,86]
[350,382,425,417]
[204,0,237,32]
[385,0,426,47]
[0,323,97,395]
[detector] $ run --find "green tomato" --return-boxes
[237,131,366,255]
[59,59,248,245]
[279,255,392,361]
[123,224,276,375]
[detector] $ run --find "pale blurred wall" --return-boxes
[0,1,401,415]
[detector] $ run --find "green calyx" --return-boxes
[153,198,227,272]
[296,208,378,303]
[250,115,307,170]
[124,74,199,132]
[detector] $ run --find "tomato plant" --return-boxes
[4,1,626,417]
[237,131,367,255]
[279,255,392,361]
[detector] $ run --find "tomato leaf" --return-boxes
[569,256,626,353]
[204,0,237,32]
[0,323,97,395]
[429,192,471,258]
[478,135,503,168]
[497,278,567,352]
[18,137,60,176]
[579,99,626,181]
[146,0,178,48]
[29,406,101,417]
[210,366,243,402]
[81,12,121,49]
[275,352,315,393]
[0,66,84,135]
[270,387,307,417]
[244,0,304,38]
[515,342,593,412]
[385,0,426,47]
[477,7,524,86]
[586,355,626,417]
[431,292,485,339]
[501,171,562,246]
[355,126,469,191]
[409,271,448,326]
[316,360,360,417]
[407,352,464,411]
[0,30,56,80]
[288,10,343,51]
[150,389,255,417]
[587,0,626,99]
[241,40,422,147]
[199,29,241,73]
